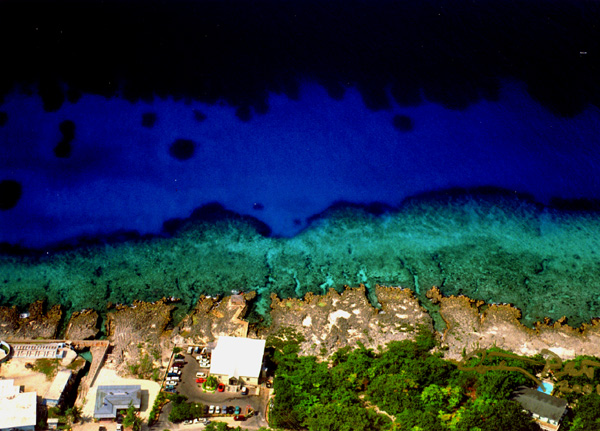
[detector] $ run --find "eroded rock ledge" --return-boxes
[0,300,62,339]
[4,285,600,376]
[173,291,257,343]
[428,286,600,360]
[64,309,100,340]
[104,298,175,374]
[258,284,433,356]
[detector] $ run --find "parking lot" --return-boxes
[159,350,270,429]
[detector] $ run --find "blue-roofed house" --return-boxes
[93,385,142,419]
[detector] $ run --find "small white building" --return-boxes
[210,336,266,386]
[44,370,73,407]
[0,380,37,431]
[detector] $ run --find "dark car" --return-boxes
[234,415,246,421]
[203,405,209,414]
[227,406,234,414]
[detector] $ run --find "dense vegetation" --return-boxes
[268,327,547,431]
[166,394,205,423]
[562,393,600,431]
[147,327,600,431]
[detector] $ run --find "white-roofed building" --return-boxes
[44,370,73,407]
[209,336,266,386]
[0,380,37,431]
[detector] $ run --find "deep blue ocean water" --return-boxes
[1,0,600,325]
[1,81,599,248]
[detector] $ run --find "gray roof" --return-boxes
[512,386,568,422]
[94,385,142,419]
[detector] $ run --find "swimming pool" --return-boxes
[537,382,554,395]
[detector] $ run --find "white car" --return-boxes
[196,372,206,378]
[215,406,221,414]
[209,405,215,414]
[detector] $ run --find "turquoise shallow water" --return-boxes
[1,193,600,327]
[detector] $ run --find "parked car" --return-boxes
[241,386,248,395]
[266,380,273,388]
[234,415,245,421]
[183,420,193,425]
[196,372,206,378]
[227,406,234,414]
[202,418,211,425]
[116,425,123,431]
[203,405,209,414]
[187,346,194,354]
[215,406,221,414]
[234,406,241,415]
[222,405,228,413]
[209,405,215,414]
[196,378,206,383]
[217,383,225,392]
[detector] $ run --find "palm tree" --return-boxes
[64,405,82,425]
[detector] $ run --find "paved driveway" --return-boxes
[166,353,269,429]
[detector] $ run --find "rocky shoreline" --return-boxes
[2,285,599,375]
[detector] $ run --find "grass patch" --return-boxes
[66,357,86,371]
[33,358,60,380]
